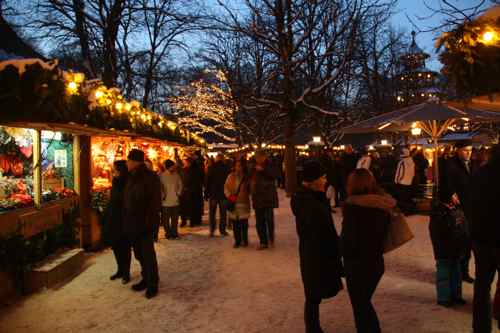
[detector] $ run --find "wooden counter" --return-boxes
[0,196,79,238]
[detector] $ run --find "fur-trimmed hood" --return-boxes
[345,193,397,212]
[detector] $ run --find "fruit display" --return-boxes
[0,177,34,212]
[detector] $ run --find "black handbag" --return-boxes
[224,177,245,212]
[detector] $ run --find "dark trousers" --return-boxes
[191,193,203,226]
[255,207,275,246]
[472,242,500,333]
[395,184,415,214]
[162,206,180,238]
[435,259,462,303]
[232,218,248,246]
[305,298,323,333]
[209,199,226,234]
[461,240,473,276]
[345,259,384,333]
[132,233,159,289]
[111,238,131,277]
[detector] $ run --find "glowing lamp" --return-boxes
[381,140,388,145]
[147,148,158,159]
[67,81,78,94]
[483,31,495,43]
[73,73,85,83]
[411,127,422,136]
[95,90,104,99]
[340,145,345,150]
[115,102,123,111]
[313,136,321,143]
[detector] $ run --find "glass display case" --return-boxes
[41,130,76,202]
[0,125,34,212]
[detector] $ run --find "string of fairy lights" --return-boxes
[168,70,237,143]
[62,71,205,146]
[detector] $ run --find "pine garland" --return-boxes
[0,62,204,146]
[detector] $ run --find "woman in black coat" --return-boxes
[291,160,343,333]
[342,168,394,333]
[105,160,131,284]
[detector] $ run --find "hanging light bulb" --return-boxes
[482,30,496,44]
[67,81,78,94]
[115,102,123,111]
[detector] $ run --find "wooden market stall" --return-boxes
[0,58,202,297]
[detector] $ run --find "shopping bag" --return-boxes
[384,208,414,253]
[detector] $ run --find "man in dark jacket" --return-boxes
[467,145,500,333]
[439,140,476,283]
[338,145,357,202]
[180,155,204,227]
[191,154,205,227]
[251,150,279,250]
[291,160,343,333]
[123,149,161,299]
[206,154,230,236]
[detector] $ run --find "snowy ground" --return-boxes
[0,191,482,333]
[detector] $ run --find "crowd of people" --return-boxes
[100,141,500,333]
[102,148,280,299]
[291,141,500,333]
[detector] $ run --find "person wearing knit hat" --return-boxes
[291,159,343,333]
[302,159,327,184]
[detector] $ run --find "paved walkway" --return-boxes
[0,191,479,332]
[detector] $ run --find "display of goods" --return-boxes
[0,194,34,212]
[93,177,111,190]
[10,156,23,176]
[20,145,33,158]
[10,193,33,204]
[0,154,9,173]
[91,190,109,213]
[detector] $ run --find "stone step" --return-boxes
[25,248,84,293]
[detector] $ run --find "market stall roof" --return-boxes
[341,100,500,134]
[1,121,186,147]
[0,58,203,147]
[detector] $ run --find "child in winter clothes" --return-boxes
[429,203,468,307]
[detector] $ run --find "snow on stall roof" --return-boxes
[0,58,58,74]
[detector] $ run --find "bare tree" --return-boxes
[212,0,373,193]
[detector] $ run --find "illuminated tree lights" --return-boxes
[169,70,237,142]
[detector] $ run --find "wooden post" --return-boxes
[32,129,42,208]
[73,135,93,249]
[73,135,81,195]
